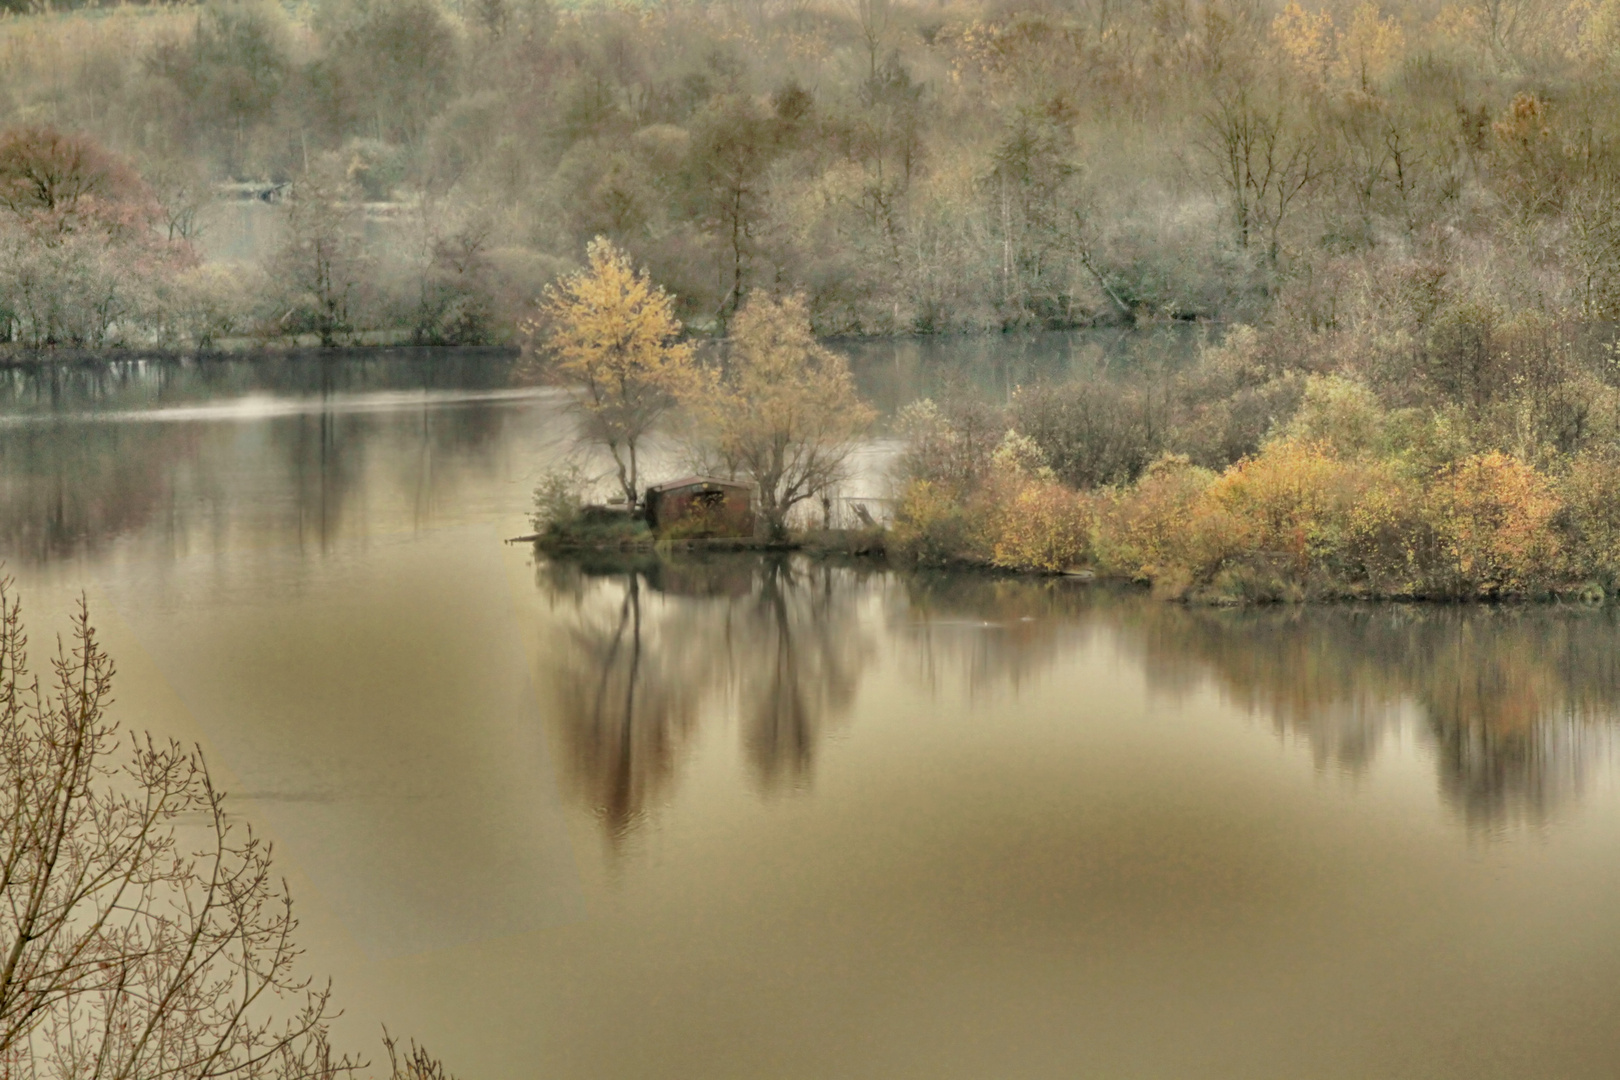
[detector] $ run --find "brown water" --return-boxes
[5,354,1620,1078]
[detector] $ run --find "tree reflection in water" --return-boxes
[545,559,1620,839]
[542,562,714,840]
[1122,603,1620,828]
[740,559,868,789]
[0,362,515,565]
[538,555,875,840]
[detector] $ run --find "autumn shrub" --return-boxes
[532,464,588,537]
[1099,438,1401,601]
[1421,452,1562,597]
[1092,453,1215,593]
[1283,374,1388,458]
[889,478,987,566]
[1012,376,1166,488]
[1560,451,1620,588]
[1163,438,1376,601]
[1339,467,1434,597]
[1206,438,1362,562]
[893,395,1006,497]
[982,474,1094,572]
[1168,373,1299,466]
[531,463,648,548]
[892,431,1093,572]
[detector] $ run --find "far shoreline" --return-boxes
[0,343,523,369]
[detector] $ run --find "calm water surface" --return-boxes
[4,351,1620,1078]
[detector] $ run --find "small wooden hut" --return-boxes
[643,476,754,537]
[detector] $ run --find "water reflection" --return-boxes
[0,365,529,564]
[894,572,1105,697]
[839,325,1201,416]
[1124,604,1620,828]
[0,349,517,416]
[0,418,207,562]
[540,559,1620,837]
[539,555,877,838]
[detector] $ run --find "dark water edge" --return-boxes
[0,326,1206,417]
[0,343,519,367]
[0,346,521,414]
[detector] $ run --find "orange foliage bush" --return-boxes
[1094,454,1214,587]
[1560,452,1620,586]
[985,475,1093,573]
[1423,451,1561,595]
[1097,439,1370,599]
[1200,438,1364,571]
[1091,441,1573,601]
[892,450,1096,573]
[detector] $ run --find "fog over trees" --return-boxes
[4,0,1620,345]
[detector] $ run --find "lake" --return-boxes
[4,348,1620,1078]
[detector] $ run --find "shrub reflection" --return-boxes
[540,557,1620,838]
[1123,603,1620,827]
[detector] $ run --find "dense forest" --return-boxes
[6,0,1620,346]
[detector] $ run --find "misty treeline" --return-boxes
[15,0,1620,346]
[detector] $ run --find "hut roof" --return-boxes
[646,476,750,494]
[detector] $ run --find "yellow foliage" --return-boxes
[1339,467,1430,595]
[1272,3,1336,83]
[1335,2,1405,89]
[986,476,1093,573]
[690,292,874,536]
[1199,438,1367,575]
[890,479,985,565]
[1284,374,1387,458]
[1092,439,1571,600]
[1575,0,1620,61]
[893,463,1094,574]
[519,237,700,502]
[1425,451,1561,593]
[1560,451,1620,582]
[901,417,1608,601]
[1095,454,1216,583]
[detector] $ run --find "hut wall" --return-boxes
[646,484,753,537]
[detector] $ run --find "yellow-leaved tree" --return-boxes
[686,292,874,539]
[520,237,700,504]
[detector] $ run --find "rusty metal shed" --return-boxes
[643,476,755,537]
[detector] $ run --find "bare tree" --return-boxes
[0,574,355,1080]
[268,166,369,348]
[1566,178,1620,321]
[1197,70,1326,264]
[144,160,212,244]
[1470,0,1554,68]
[381,1030,458,1080]
[850,0,894,84]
